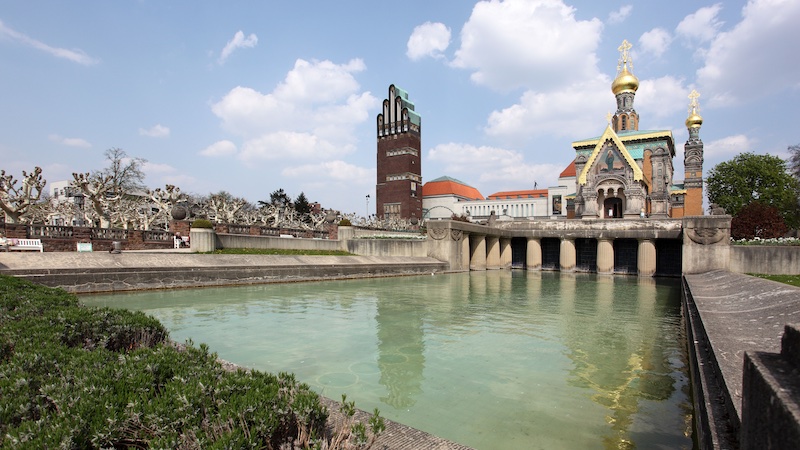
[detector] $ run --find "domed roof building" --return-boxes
[572,40,705,219]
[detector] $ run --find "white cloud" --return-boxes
[212,58,377,162]
[49,134,91,148]
[282,160,374,182]
[239,131,349,163]
[407,22,451,60]
[485,76,610,141]
[635,76,688,120]
[219,30,258,64]
[142,161,175,174]
[451,0,603,91]
[704,134,755,159]
[607,5,633,25]
[200,140,237,157]
[638,28,672,57]
[697,0,800,105]
[0,20,98,65]
[428,142,561,188]
[676,3,724,43]
[138,124,170,138]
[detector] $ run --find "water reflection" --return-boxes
[375,297,425,408]
[81,271,692,449]
[561,276,686,449]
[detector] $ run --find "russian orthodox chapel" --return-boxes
[573,40,704,219]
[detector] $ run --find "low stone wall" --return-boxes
[683,271,800,449]
[346,238,428,257]
[741,324,800,449]
[0,253,449,293]
[730,246,800,275]
[217,233,345,252]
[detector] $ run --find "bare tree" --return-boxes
[0,167,46,223]
[100,147,147,195]
[789,144,800,182]
[71,148,149,228]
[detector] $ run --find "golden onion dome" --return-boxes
[612,66,639,95]
[686,111,703,128]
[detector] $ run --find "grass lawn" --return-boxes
[750,274,800,288]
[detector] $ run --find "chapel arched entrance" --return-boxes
[604,197,623,218]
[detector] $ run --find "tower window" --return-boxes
[621,115,627,130]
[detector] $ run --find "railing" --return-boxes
[260,227,280,236]
[142,230,172,241]
[228,224,250,235]
[92,228,128,240]
[29,225,74,238]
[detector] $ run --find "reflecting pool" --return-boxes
[82,271,693,449]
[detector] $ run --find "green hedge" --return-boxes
[0,275,329,449]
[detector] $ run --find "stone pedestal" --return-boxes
[682,216,731,274]
[190,228,217,253]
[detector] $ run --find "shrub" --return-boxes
[0,275,330,449]
[731,202,788,240]
[338,218,352,226]
[190,218,214,229]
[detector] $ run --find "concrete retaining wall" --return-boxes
[217,233,345,252]
[0,253,448,293]
[730,246,800,275]
[346,239,428,257]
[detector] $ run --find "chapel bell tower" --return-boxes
[684,90,705,216]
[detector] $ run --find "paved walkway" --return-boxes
[684,270,800,421]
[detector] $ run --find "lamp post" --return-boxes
[366,194,370,218]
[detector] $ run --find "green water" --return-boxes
[81,271,693,449]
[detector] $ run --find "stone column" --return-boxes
[486,236,500,270]
[560,238,576,272]
[470,234,487,271]
[637,239,656,277]
[526,237,542,270]
[597,238,614,274]
[460,231,471,271]
[499,238,512,269]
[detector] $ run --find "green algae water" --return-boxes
[81,271,693,449]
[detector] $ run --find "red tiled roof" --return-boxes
[422,178,484,200]
[559,160,576,178]
[486,189,548,200]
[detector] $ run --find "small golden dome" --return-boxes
[612,66,639,95]
[686,111,703,128]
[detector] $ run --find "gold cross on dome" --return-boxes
[617,39,633,73]
[688,89,701,113]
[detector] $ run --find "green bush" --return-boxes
[190,218,214,229]
[338,218,352,226]
[0,275,329,449]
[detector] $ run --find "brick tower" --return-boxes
[376,85,422,220]
[684,89,704,216]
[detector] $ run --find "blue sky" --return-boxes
[2,0,799,216]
